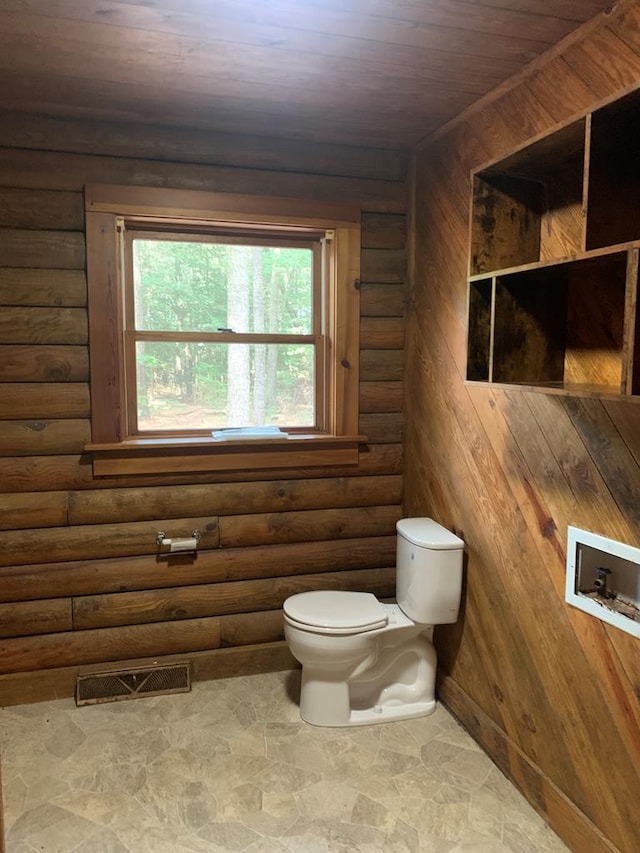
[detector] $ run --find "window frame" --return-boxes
[84,185,363,475]
[123,225,324,436]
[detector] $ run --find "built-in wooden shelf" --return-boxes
[466,87,640,398]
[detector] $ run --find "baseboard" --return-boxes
[437,674,620,853]
[0,641,298,707]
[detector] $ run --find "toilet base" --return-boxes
[301,698,437,727]
[348,699,436,726]
[297,631,438,727]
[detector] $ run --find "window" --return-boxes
[126,225,321,434]
[84,185,362,475]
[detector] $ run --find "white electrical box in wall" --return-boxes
[566,526,640,638]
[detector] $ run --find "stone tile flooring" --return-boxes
[0,670,568,852]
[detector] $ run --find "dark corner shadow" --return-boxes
[436,546,468,683]
[284,668,302,705]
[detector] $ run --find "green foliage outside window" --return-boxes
[132,238,316,431]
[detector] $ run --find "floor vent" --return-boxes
[76,663,191,706]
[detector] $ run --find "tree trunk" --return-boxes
[226,246,250,425]
[252,248,266,424]
[267,265,279,419]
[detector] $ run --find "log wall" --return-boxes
[408,4,640,852]
[0,111,406,703]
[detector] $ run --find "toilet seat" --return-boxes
[283,591,388,635]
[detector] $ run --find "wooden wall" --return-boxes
[0,111,407,704]
[408,4,640,852]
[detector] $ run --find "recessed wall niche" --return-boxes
[466,87,640,398]
[566,526,640,639]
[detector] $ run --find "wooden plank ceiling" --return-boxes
[0,0,618,148]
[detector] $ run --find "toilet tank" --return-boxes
[396,518,464,624]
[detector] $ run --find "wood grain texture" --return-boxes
[0,491,68,530]
[0,307,87,344]
[0,110,406,182]
[0,536,395,602]
[0,615,224,673]
[219,505,401,548]
[361,213,406,250]
[66,476,402,525]
[360,350,404,381]
[0,229,85,269]
[0,641,296,707]
[359,381,404,413]
[0,109,405,704]
[0,420,90,456]
[0,443,403,493]
[359,283,406,318]
[409,7,640,851]
[0,516,219,567]
[0,537,397,602]
[0,188,84,230]
[361,248,406,283]
[0,345,88,381]
[360,317,405,350]
[72,567,395,629]
[0,1,616,148]
[90,442,362,477]
[359,413,404,444]
[0,147,406,214]
[0,598,72,639]
[0,268,86,307]
[0,383,89,419]
[85,211,124,444]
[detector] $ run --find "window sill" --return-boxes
[85,434,366,476]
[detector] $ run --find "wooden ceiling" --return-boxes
[0,0,619,150]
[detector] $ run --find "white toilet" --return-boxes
[283,518,464,727]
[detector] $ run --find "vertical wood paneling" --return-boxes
[409,5,640,851]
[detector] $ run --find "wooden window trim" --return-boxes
[121,227,323,437]
[84,184,363,476]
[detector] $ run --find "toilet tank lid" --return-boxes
[397,518,464,550]
[283,591,387,631]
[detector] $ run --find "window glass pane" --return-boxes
[132,239,313,334]
[136,341,315,431]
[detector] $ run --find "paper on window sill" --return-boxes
[211,426,288,441]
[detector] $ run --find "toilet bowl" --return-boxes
[283,518,464,727]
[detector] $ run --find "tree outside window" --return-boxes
[128,232,320,434]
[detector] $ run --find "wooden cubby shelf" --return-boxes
[466,87,640,398]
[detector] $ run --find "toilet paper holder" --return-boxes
[156,530,201,551]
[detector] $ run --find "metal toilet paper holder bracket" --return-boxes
[156,530,201,548]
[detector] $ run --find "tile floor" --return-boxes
[0,670,568,853]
